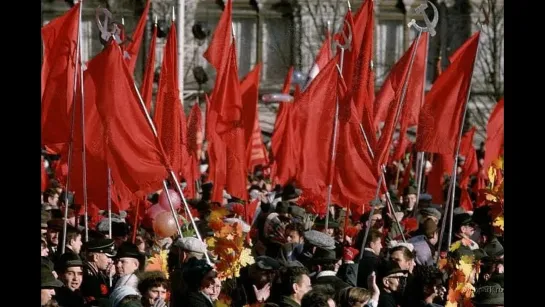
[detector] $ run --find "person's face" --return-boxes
[294,274,312,302]
[69,234,83,254]
[48,194,59,206]
[383,273,408,292]
[135,236,146,253]
[146,285,168,305]
[327,298,336,307]
[286,230,302,244]
[61,266,83,291]
[404,194,417,209]
[116,257,139,276]
[369,238,383,255]
[41,242,49,257]
[461,225,475,237]
[428,232,439,245]
[368,213,382,227]
[67,216,76,227]
[93,253,113,271]
[391,251,413,272]
[47,229,59,246]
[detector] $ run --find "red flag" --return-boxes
[271,67,298,185]
[350,0,376,148]
[391,134,411,163]
[331,76,378,206]
[427,154,446,205]
[245,198,259,224]
[374,33,428,172]
[153,24,183,175]
[209,44,247,200]
[374,33,429,129]
[41,3,80,146]
[294,57,339,195]
[416,32,480,154]
[203,0,232,71]
[458,128,478,211]
[86,41,168,197]
[307,31,332,84]
[140,23,157,113]
[240,64,267,172]
[125,0,150,73]
[186,103,204,197]
[483,98,504,170]
[42,157,48,192]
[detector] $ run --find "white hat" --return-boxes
[173,237,208,254]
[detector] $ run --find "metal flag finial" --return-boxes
[172,6,176,22]
[154,15,158,26]
[407,0,439,36]
[334,19,352,51]
[347,0,352,11]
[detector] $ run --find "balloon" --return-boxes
[158,189,182,211]
[292,70,307,85]
[153,211,179,238]
[262,93,294,103]
[147,205,166,220]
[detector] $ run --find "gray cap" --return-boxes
[173,237,208,254]
[304,230,335,250]
[419,207,442,221]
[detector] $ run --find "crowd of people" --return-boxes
[40,150,505,307]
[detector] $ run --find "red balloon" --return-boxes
[158,189,182,211]
[153,211,179,238]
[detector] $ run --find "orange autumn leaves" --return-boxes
[207,205,254,280]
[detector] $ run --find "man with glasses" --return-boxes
[376,261,409,307]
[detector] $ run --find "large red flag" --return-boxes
[458,127,478,211]
[483,98,504,170]
[374,33,429,129]
[125,0,150,73]
[153,24,183,175]
[186,103,204,197]
[41,3,80,146]
[374,33,428,172]
[294,57,339,195]
[203,0,232,72]
[140,23,157,113]
[241,64,268,172]
[331,75,378,206]
[271,67,298,185]
[86,41,168,197]
[416,32,480,154]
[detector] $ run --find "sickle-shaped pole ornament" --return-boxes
[407,1,439,37]
[334,19,353,51]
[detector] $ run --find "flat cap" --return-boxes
[255,256,282,271]
[303,230,335,250]
[419,207,442,221]
[173,237,208,254]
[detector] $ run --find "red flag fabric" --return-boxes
[391,134,411,163]
[153,24,183,175]
[203,0,232,72]
[294,57,339,195]
[350,0,376,147]
[140,23,157,113]
[306,32,332,84]
[374,33,429,129]
[187,103,204,183]
[240,64,267,172]
[86,41,168,197]
[374,34,428,172]
[42,157,48,192]
[427,154,446,205]
[125,0,150,73]
[245,198,259,224]
[416,32,480,154]
[41,3,80,146]
[483,98,504,170]
[458,127,478,211]
[209,44,247,200]
[331,76,378,206]
[271,67,298,185]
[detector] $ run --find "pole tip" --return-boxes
[154,15,158,26]
[347,0,352,11]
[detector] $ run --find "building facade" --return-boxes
[42,0,503,142]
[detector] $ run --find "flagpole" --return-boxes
[359,175,383,261]
[162,181,184,239]
[176,0,184,105]
[132,80,210,265]
[61,2,82,254]
[107,167,112,238]
[79,6,89,241]
[437,37,481,255]
[324,13,346,230]
[412,31,431,213]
